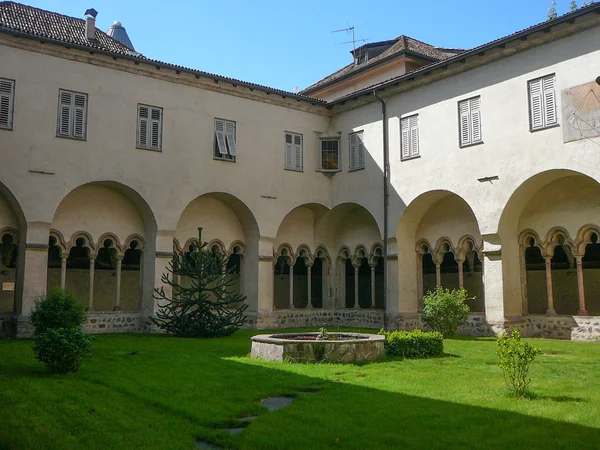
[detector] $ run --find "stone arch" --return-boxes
[275,203,329,253]
[51,181,157,313]
[397,190,482,314]
[500,170,600,318]
[175,192,259,312]
[208,239,226,254]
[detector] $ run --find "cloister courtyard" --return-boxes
[1,329,599,449]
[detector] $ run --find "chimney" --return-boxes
[85,16,95,40]
[84,8,98,41]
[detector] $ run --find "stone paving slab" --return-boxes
[260,396,295,411]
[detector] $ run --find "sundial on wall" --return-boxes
[562,78,600,143]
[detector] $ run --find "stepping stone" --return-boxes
[196,440,222,449]
[225,427,246,436]
[260,396,294,411]
[239,416,259,422]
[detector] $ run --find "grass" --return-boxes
[1,329,599,449]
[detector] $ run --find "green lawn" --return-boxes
[1,329,599,449]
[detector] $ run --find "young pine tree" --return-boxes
[151,227,248,337]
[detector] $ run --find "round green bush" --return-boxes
[33,327,92,373]
[30,288,86,336]
[421,286,471,337]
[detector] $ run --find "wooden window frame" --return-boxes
[136,103,163,151]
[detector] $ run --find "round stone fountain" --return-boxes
[251,332,385,363]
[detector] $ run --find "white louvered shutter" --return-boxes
[357,132,365,169]
[401,117,410,159]
[150,107,161,149]
[58,91,72,136]
[409,115,419,157]
[225,121,236,156]
[215,119,228,155]
[459,100,470,145]
[529,78,544,130]
[73,94,87,139]
[543,76,557,127]
[294,134,302,171]
[349,133,357,170]
[138,106,149,147]
[0,79,14,129]
[471,97,482,143]
[285,133,293,169]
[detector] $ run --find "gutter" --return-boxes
[373,90,389,330]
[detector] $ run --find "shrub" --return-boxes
[379,329,444,358]
[421,286,471,337]
[497,329,541,398]
[33,327,92,373]
[30,288,86,336]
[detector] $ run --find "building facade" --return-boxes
[1,2,600,339]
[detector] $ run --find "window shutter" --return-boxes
[543,76,557,126]
[285,133,293,169]
[225,121,236,156]
[0,79,14,129]
[349,133,357,170]
[357,132,365,169]
[409,115,419,157]
[138,105,149,147]
[459,100,470,145]
[58,91,72,136]
[150,107,161,149]
[72,94,87,139]
[215,119,228,155]
[293,134,302,171]
[470,97,481,143]
[401,118,410,159]
[529,78,544,129]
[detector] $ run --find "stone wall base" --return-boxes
[256,309,385,330]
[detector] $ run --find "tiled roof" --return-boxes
[0,1,137,55]
[301,35,466,94]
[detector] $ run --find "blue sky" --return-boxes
[26,0,583,91]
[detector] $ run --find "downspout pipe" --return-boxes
[373,90,389,330]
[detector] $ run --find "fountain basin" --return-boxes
[251,332,385,363]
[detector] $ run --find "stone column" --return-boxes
[370,263,376,308]
[458,258,464,288]
[544,256,555,315]
[575,255,588,316]
[435,261,441,287]
[113,255,123,311]
[60,255,67,290]
[289,260,294,309]
[482,236,505,321]
[307,263,312,309]
[88,256,95,311]
[353,263,360,309]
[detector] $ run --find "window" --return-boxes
[214,118,236,161]
[137,104,162,151]
[319,138,340,172]
[528,74,557,131]
[401,114,419,160]
[458,96,482,146]
[0,78,15,130]
[284,132,303,171]
[57,89,87,139]
[349,131,365,171]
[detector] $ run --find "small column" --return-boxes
[60,256,67,290]
[575,255,588,316]
[88,256,95,311]
[435,261,441,287]
[289,261,294,309]
[354,264,359,309]
[458,259,464,288]
[544,256,555,315]
[370,263,376,308]
[113,256,123,311]
[307,263,312,309]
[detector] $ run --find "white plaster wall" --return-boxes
[274,206,316,252]
[0,193,18,231]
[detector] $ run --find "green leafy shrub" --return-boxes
[497,329,541,398]
[33,327,92,373]
[30,288,86,336]
[379,329,444,358]
[421,286,471,337]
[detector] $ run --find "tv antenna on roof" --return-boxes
[333,25,369,61]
